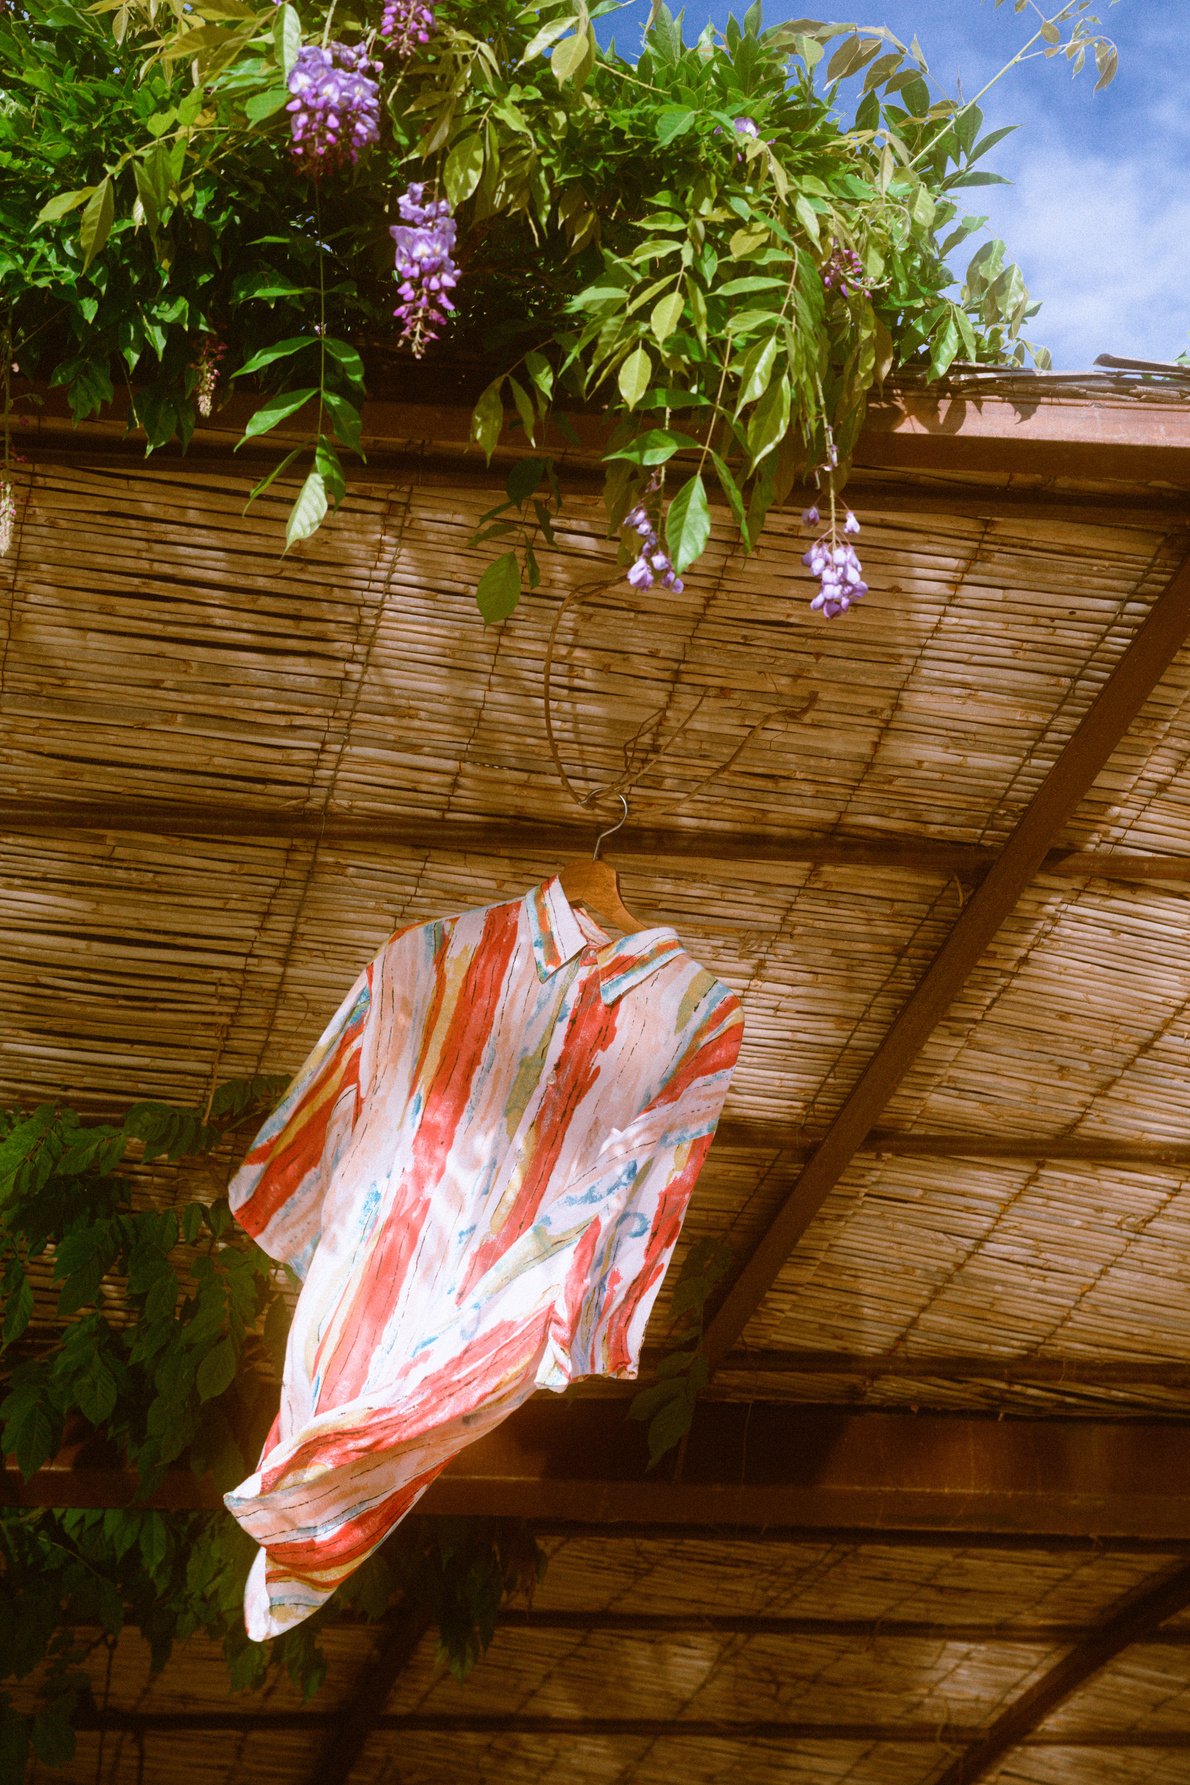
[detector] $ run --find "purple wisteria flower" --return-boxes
[286,41,381,176]
[381,0,436,56]
[822,240,869,297]
[623,503,683,593]
[391,183,459,357]
[801,505,866,619]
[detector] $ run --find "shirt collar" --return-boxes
[527,878,684,1004]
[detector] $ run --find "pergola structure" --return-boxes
[5,363,1190,1783]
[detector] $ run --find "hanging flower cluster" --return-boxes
[821,240,869,296]
[191,336,227,419]
[624,502,684,593]
[380,0,436,57]
[0,479,14,557]
[391,184,459,357]
[286,42,381,175]
[800,503,867,618]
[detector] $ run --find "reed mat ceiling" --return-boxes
[6,371,1190,1784]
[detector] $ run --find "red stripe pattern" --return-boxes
[225,878,742,1638]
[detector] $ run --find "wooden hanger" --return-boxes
[558,796,641,935]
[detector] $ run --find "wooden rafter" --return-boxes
[66,1709,1190,1747]
[12,1404,1190,1540]
[932,1559,1190,1785]
[496,1608,1190,1644]
[20,376,1190,486]
[305,1601,431,1785]
[9,799,1190,888]
[703,546,1190,1367]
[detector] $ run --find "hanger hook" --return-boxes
[592,794,629,860]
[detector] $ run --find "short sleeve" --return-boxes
[229,964,373,1276]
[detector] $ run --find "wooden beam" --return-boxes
[690,1350,1190,1384]
[703,545,1190,1366]
[857,387,1190,487]
[7,800,1190,888]
[11,1404,1190,1541]
[496,1608,1190,1644]
[933,1559,1190,1785]
[57,1606,1190,1642]
[64,1710,1190,1747]
[305,1602,430,1785]
[715,1122,1190,1165]
[24,377,1190,487]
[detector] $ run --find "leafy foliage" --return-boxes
[0,0,1117,600]
[0,1090,545,1778]
[628,1234,731,1468]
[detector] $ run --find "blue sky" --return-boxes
[602,1,1190,370]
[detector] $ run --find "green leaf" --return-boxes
[525,543,541,590]
[243,444,308,513]
[665,474,710,574]
[734,335,778,412]
[724,309,778,337]
[747,372,790,471]
[239,388,318,443]
[717,276,784,297]
[322,390,363,457]
[274,2,301,75]
[507,456,544,506]
[444,133,484,206]
[645,1390,694,1468]
[36,187,94,225]
[232,336,317,379]
[525,349,554,409]
[521,12,579,59]
[605,428,701,466]
[476,552,521,626]
[30,1709,75,1769]
[929,312,961,379]
[655,105,695,144]
[2,1275,33,1347]
[1094,42,1118,90]
[134,385,179,452]
[195,1336,237,1402]
[650,291,684,344]
[628,1377,682,1423]
[0,1104,56,1194]
[946,170,1011,189]
[132,161,160,236]
[507,376,537,444]
[76,1352,118,1425]
[285,470,327,549]
[323,337,366,391]
[264,1293,292,1376]
[551,23,594,87]
[139,1509,170,1577]
[618,346,652,410]
[313,439,345,510]
[710,451,749,547]
[245,87,290,124]
[79,175,114,272]
[471,380,504,464]
[2,1384,56,1478]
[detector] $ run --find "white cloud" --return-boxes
[951,132,1190,369]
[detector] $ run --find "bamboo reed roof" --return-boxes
[7,370,1190,1783]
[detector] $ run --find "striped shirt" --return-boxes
[225,877,743,1639]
